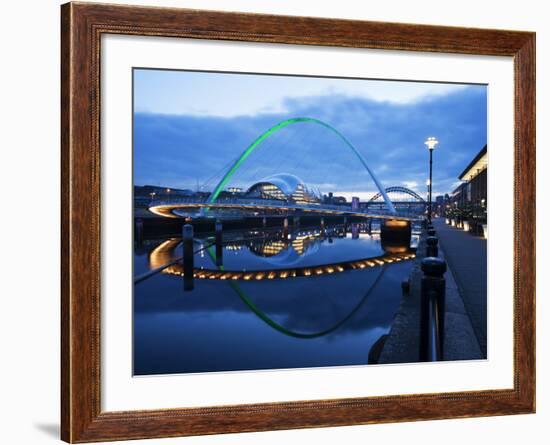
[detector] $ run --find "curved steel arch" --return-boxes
[368,186,426,203]
[207,117,397,214]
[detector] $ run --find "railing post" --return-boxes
[426,236,439,257]
[183,224,194,291]
[419,257,447,361]
[215,219,223,267]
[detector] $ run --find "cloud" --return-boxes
[134,85,486,199]
[134,69,472,118]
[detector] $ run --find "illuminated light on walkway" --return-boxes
[162,252,416,281]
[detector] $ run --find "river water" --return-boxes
[134,223,417,375]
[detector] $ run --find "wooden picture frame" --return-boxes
[61,2,535,442]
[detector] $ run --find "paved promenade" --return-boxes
[432,218,487,357]
[378,227,482,364]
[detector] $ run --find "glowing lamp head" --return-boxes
[425,136,439,150]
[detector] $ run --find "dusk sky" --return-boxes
[133,69,487,200]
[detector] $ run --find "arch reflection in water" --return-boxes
[203,245,389,339]
[133,260,413,375]
[133,224,416,375]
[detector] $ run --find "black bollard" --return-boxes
[426,236,439,257]
[401,279,410,295]
[262,216,267,228]
[183,224,194,291]
[419,257,447,361]
[215,219,223,267]
[283,217,289,237]
[135,218,143,246]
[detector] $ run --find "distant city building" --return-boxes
[351,196,360,211]
[134,185,194,207]
[434,195,445,216]
[323,191,347,205]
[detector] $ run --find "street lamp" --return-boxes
[424,136,439,222]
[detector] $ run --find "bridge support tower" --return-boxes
[381,219,412,249]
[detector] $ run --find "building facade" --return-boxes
[446,145,487,235]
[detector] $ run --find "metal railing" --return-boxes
[419,226,447,362]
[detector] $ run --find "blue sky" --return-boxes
[133,69,487,199]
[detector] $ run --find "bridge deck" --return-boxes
[148,198,422,221]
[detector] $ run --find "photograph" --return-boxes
[0,0,541,443]
[132,68,488,375]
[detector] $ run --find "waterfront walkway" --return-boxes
[377,220,484,364]
[432,218,487,357]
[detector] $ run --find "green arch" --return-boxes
[207,117,397,214]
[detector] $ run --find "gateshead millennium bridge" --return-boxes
[148,196,421,221]
[147,118,424,223]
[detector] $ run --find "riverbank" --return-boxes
[377,219,483,364]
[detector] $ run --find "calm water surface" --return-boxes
[134,224,417,375]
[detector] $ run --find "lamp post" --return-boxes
[425,137,439,223]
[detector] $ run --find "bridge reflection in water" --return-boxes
[134,222,419,375]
